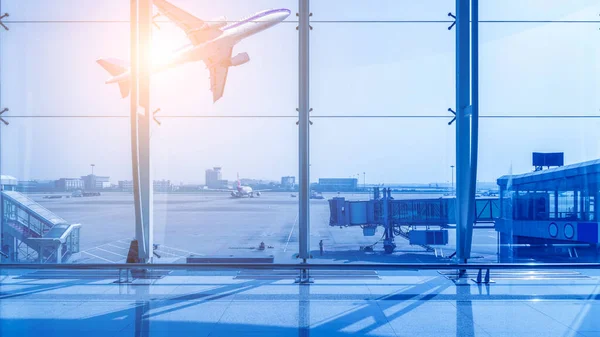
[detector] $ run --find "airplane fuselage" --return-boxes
[107,8,290,84]
[231,185,256,198]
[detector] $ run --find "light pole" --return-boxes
[450,165,455,195]
[91,164,95,176]
[363,172,366,191]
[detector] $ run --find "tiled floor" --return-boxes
[1,269,600,336]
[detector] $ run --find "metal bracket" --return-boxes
[0,13,9,31]
[296,108,313,125]
[295,268,314,284]
[152,108,161,126]
[114,268,132,284]
[0,108,9,126]
[296,12,313,30]
[447,12,456,30]
[447,108,456,125]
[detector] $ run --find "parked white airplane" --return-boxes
[97,0,290,102]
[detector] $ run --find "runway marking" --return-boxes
[81,251,115,263]
[283,213,299,253]
[95,247,127,258]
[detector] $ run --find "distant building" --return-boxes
[154,180,172,192]
[315,178,358,192]
[81,174,110,190]
[0,175,17,191]
[55,178,85,191]
[281,176,295,189]
[118,180,134,192]
[175,184,202,192]
[206,167,227,189]
[118,180,172,192]
[17,180,56,192]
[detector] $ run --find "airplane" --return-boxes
[230,174,264,198]
[97,0,291,102]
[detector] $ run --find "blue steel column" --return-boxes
[130,0,144,261]
[131,0,153,262]
[298,0,310,261]
[455,0,471,262]
[466,0,479,258]
[138,0,153,262]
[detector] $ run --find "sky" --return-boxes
[1,0,600,185]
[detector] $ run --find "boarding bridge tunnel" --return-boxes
[0,191,81,263]
[328,188,499,254]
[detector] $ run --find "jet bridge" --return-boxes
[328,188,499,253]
[1,191,81,263]
[496,159,600,261]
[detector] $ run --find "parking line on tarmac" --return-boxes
[81,251,115,263]
[160,246,202,256]
[96,247,127,258]
[283,213,299,252]
[107,243,129,250]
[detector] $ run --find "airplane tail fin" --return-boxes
[237,173,241,188]
[97,58,130,98]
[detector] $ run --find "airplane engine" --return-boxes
[229,52,250,67]
[202,16,227,29]
[231,191,236,197]
[256,192,261,197]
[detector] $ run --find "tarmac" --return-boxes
[29,192,498,264]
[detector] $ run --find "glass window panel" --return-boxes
[2,118,134,263]
[480,23,600,116]
[2,0,298,22]
[311,118,459,260]
[311,23,455,117]
[153,118,298,261]
[480,1,600,21]
[1,23,129,116]
[311,1,454,21]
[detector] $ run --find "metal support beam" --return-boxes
[130,0,143,263]
[455,0,471,262]
[574,190,578,219]
[454,0,479,261]
[131,0,153,262]
[466,0,479,258]
[554,189,559,219]
[298,0,310,262]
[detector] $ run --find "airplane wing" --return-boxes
[153,0,222,45]
[206,48,233,102]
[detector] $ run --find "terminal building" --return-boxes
[154,180,172,192]
[17,180,56,192]
[314,178,358,192]
[281,176,296,190]
[119,180,173,192]
[118,180,134,192]
[55,178,85,191]
[81,174,111,190]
